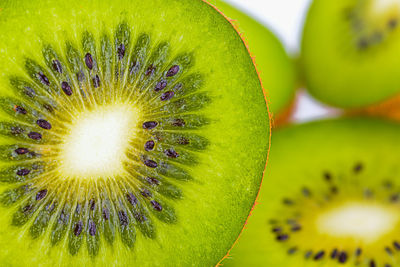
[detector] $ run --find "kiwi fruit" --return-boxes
[301,0,400,108]
[0,0,270,266]
[210,0,297,123]
[223,118,400,266]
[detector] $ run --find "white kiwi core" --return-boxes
[316,202,399,244]
[59,104,139,179]
[371,0,400,15]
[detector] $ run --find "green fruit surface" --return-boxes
[223,118,400,266]
[210,0,296,117]
[301,0,400,108]
[0,0,269,266]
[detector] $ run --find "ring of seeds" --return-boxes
[270,162,400,267]
[0,22,210,256]
[345,0,400,50]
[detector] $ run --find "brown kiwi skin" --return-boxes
[347,94,400,121]
[272,94,298,128]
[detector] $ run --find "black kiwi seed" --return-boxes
[144,159,157,168]
[141,189,152,198]
[11,127,24,135]
[15,148,29,155]
[85,53,94,69]
[283,198,294,205]
[118,44,125,60]
[0,21,209,258]
[89,199,95,210]
[145,65,155,76]
[37,72,50,86]
[357,38,369,50]
[313,251,325,261]
[35,189,47,201]
[15,106,27,115]
[323,172,332,181]
[388,19,398,30]
[155,80,167,91]
[126,193,138,206]
[74,221,83,236]
[353,162,363,173]
[288,247,297,254]
[28,132,42,140]
[272,227,282,233]
[150,200,162,211]
[102,208,110,220]
[146,177,160,186]
[355,248,362,256]
[144,140,155,151]
[172,118,185,127]
[393,241,400,250]
[166,65,179,77]
[331,249,338,259]
[160,91,174,101]
[61,81,72,96]
[17,169,30,176]
[92,75,100,88]
[276,234,289,242]
[88,220,96,236]
[338,252,347,263]
[118,211,129,226]
[52,60,63,73]
[301,187,311,197]
[164,149,179,158]
[143,121,158,130]
[36,119,52,130]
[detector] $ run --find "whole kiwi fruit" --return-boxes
[210,0,297,124]
[223,118,400,266]
[0,0,270,266]
[301,0,400,108]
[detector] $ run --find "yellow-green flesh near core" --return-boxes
[0,0,270,266]
[223,118,400,266]
[302,0,400,108]
[210,0,296,117]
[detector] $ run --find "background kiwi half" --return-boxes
[301,0,400,108]
[0,0,270,266]
[210,0,297,124]
[223,118,400,266]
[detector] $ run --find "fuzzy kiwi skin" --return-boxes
[0,0,269,266]
[210,0,297,119]
[301,0,400,108]
[222,118,400,266]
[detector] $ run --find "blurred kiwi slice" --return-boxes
[210,0,297,123]
[301,0,400,108]
[223,118,400,266]
[0,0,270,266]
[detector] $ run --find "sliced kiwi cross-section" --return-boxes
[302,0,400,108]
[223,118,400,266]
[210,0,297,123]
[0,0,270,266]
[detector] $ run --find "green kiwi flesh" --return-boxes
[223,118,400,266]
[0,0,270,266]
[302,0,400,108]
[210,0,297,117]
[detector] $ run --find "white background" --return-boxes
[223,0,341,122]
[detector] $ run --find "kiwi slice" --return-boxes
[210,0,297,121]
[223,118,400,266]
[0,0,269,266]
[301,0,400,108]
